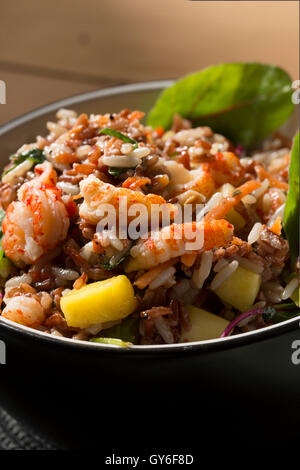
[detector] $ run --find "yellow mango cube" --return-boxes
[180,306,230,342]
[60,275,137,328]
[226,208,246,231]
[214,266,261,312]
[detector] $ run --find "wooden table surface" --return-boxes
[0,0,298,125]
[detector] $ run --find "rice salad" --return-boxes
[0,69,299,346]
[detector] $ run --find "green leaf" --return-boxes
[147,63,294,147]
[283,132,299,267]
[2,148,45,177]
[99,128,138,147]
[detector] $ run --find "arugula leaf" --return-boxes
[147,63,294,147]
[283,132,299,267]
[99,128,138,147]
[2,148,45,177]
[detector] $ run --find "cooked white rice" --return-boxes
[2,159,33,184]
[210,260,239,290]
[57,181,80,195]
[213,258,229,273]
[192,250,213,288]
[149,266,176,290]
[281,278,299,300]
[233,255,264,274]
[248,222,264,244]
[267,203,285,227]
[196,192,223,221]
[5,274,32,290]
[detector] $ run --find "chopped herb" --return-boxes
[99,128,138,148]
[108,166,135,177]
[263,304,300,324]
[90,337,132,347]
[101,241,135,270]
[100,259,114,270]
[231,190,242,197]
[2,148,45,177]
[273,302,297,310]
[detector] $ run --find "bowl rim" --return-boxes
[0,315,299,353]
[0,80,175,137]
[0,80,298,353]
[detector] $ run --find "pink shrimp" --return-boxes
[2,290,52,328]
[267,153,290,176]
[125,219,233,272]
[182,164,216,200]
[254,164,289,191]
[2,162,70,264]
[79,174,177,225]
[209,152,245,186]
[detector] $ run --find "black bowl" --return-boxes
[0,82,299,449]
